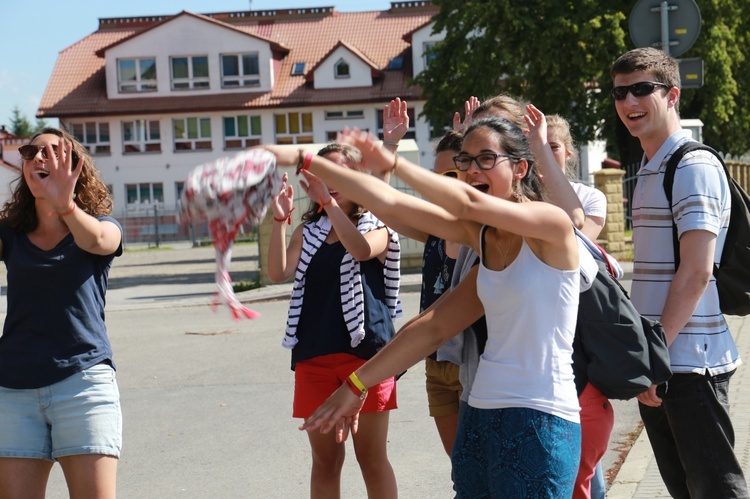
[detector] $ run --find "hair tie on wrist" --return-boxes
[383,140,399,147]
[273,207,295,225]
[316,196,333,213]
[296,152,313,176]
[57,203,76,217]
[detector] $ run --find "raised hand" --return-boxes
[272,172,294,219]
[452,96,480,132]
[382,97,409,144]
[337,128,395,175]
[299,169,331,205]
[524,103,548,146]
[299,384,365,443]
[32,137,83,213]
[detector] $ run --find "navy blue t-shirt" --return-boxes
[0,216,123,389]
[420,235,456,360]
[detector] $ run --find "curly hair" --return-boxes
[0,127,113,232]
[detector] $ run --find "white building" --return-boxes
[37,4,445,220]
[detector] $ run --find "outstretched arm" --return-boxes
[524,104,585,229]
[337,129,572,245]
[36,138,121,255]
[298,169,388,262]
[300,265,482,441]
[264,146,477,250]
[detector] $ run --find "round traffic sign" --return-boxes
[629,0,701,57]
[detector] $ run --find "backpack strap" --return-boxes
[662,140,726,272]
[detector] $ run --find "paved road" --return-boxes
[0,241,642,497]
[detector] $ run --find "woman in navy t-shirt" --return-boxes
[0,127,123,497]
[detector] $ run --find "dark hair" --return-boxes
[300,143,365,223]
[0,127,113,232]
[610,47,680,110]
[434,130,463,155]
[464,117,546,202]
[472,94,527,130]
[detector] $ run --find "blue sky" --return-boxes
[0,0,392,130]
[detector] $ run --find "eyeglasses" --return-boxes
[440,169,460,179]
[611,81,670,101]
[453,153,518,171]
[18,143,79,164]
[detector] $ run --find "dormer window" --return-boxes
[118,58,156,93]
[388,57,404,70]
[171,56,209,90]
[334,59,350,79]
[291,62,306,76]
[221,53,260,88]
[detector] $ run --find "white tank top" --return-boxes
[469,227,581,423]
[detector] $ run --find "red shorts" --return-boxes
[293,353,397,419]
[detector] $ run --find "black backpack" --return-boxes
[573,232,672,400]
[663,141,750,316]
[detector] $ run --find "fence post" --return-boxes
[153,205,160,248]
[594,168,628,261]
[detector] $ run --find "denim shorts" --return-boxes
[0,363,122,461]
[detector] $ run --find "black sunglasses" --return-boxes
[611,81,670,101]
[19,143,80,165]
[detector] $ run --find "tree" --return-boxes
[679,0,750,156]
[10,106,34,138]
[414,0,750,159]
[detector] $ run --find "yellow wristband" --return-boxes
[348,372,368,400]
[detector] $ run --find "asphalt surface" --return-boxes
[0,241,646,497]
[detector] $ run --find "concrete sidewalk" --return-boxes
[7,242,747,496]
[607,313,750,498]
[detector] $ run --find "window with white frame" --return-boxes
[173,117,212,151]
[122,119,161,153]
[423,42,438,68]
[274,112,313,144]
[223,115,262,149]
[334,59,350,79]
[68,122,111,154]
[325,110,364,120]
[171,56,209,90]
[125,182,164,206]
[221,53,260,87]
[377,107,416,140]
[118,58,156,93]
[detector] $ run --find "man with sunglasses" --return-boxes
[611,47,748,498]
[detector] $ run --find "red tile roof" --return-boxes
[38,4,438,119]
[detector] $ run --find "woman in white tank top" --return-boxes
[269,109,583,497]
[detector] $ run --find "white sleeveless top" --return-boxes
[469,227,581,423]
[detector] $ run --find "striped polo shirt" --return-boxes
[630,129,740,375]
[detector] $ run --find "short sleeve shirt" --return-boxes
[630,130,738,375]
[0,216,123,388]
